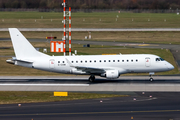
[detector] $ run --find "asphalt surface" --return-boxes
[1,28,180,31]
[0,76,180,92]
[0,92,180,120]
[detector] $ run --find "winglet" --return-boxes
[65,58,74,67]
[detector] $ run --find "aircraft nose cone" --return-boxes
[167,63,174,70]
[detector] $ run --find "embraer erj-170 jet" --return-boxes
[7,28,174,82]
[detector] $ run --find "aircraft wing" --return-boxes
[65,58,105,74]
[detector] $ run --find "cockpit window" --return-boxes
[160,58,164,61]
[156,58,164,61]
[156,58,160,61]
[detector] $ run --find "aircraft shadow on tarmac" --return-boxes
[2,78,180,84]
[89,79,180,84]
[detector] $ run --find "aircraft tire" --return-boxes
[89,75,95,82]
[149,78,153,82]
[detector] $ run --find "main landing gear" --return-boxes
[149,72,154,82]
[89,75,95,82]
[149,77,154,82]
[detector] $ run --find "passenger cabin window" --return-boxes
[94,60,96,62]
[99,60,101,62]
[113,60,115,62]
[58,61,60,63]
[104,60,106,62]
[118,60,120,62]
[90,60,92,63]
[127,60,129,62]
[122,60,124,62]
[76,61,78,63]
[81,61,83,63]
[71,61,73,63]
[131,60,133,62]
[136,59,138,62]
[62,61,64,63]
[109,60,111,62]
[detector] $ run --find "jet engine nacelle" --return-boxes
[101,70,119,79]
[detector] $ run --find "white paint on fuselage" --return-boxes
[32,54,174,75]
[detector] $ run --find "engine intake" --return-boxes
[101,70,119,79]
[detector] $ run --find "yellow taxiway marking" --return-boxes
[54,92,68,96]
[0,109,180,116]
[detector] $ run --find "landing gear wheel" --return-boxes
[149,72,154,82]
[149,78,153,82]
[89,75,95,82]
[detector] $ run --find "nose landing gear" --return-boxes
[149,77,154,82]
[149,72,154,82]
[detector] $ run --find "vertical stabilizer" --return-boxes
[9,28,41,59]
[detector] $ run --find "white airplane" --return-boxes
[7,28,174,82]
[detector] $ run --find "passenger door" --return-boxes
[49,59,55,69]
[145,57,150,67]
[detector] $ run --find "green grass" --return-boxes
[0,91,126,104]
[0,12,180,28]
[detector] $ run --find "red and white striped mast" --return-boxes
[62,0,71,56]
[63,0,66,56]
[69,7,71,56]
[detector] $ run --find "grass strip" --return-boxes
[0,12,180,28]
[0,91,127,104]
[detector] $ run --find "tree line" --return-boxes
[0,0,180,10]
